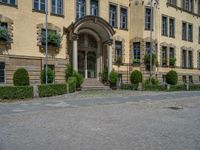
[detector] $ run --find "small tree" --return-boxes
[130,70,142,85]
[72,71,84,88]
[166,70,178,85]
[65,64,73,81]
[109,70,118,88]
[40,68,55,84]
[13,68,30,86]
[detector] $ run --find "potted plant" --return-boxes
[169,58,176,66]
[41,30,61,49]
[0,27,11,43]
[109,70,118,90]
[144,53,158,71]
[132,59,140,65]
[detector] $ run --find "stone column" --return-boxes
[107,43,113,74]
[72,34,78,71]
[85,51,88,79]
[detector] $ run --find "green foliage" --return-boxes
[130,70,142,85]
[65,64,73,81]
[168,84,186,91]
[143,84,166,91]
[132,59,140,64]
[115,56,122,66]
[0,27,11,42]
[166,70,178,85]
[170,58,176,66]
[40,68,55,84]
[0,86,33,100]
[189,84,200,91]
[121,84,139,90]
[38,84,67,97]
[72,71,84,88]
[109,70,118,84]
[144,77,160,86]
[13,68,30,86]
[144,53,158,65]
[101,67,108,83]
[41,30,61,47]
[68,77,77,93]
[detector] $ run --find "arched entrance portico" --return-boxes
[67,16,115,79]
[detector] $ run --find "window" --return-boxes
[182,0,193,12]
[133,43,140,61]
[115,41,122,63]
[33,0,45,11]
[145,7,153,30]
[0,22,8,29]
[182,75,187,83]
[169,18,175,37]
[162,46,167,66]
[168,0,176,5]
[162,16,168,36]
[146,42,151,54]
[0,62,5,83]
[120,8,128,29]
[189,76,193,83]
[90,0,98,16]
[0,0,16,5]
[182,22,187,40]
[188,24,193,42]
[188,50,193,68]
[182,49,187,67]
[76,0,86,19]
[169,47,175,66]
[109,4,117,28]
[51,0,63,15]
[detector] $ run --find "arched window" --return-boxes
[76,0,86,20]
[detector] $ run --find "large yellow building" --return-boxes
[0,0,200,85]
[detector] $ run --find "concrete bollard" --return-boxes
[167,84,170,90]
[33,85,39,98]
[138,83,142,91]
[186,84,189,91]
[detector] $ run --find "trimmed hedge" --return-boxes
[189,84,200,91]
[0,86,33,100]
[130,70,142,85]
[13,68,30,86]
[40,68,55,84]
[166,70,178,85]
[121,84,139,90]
[68,77,77,93]
[168,84,186,91]
[143,84,166,91]
[38,84,67,97]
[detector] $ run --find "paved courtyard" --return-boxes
[0,90,200,150]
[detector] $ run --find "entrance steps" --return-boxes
[82,78,110,91]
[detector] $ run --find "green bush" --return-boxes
[68,77,77,93]
[72,71,84,88]
[109,70,118,85]
[121,84,138,90]
[13,68,30,86]
[38,84,67,97]
[166,70,178,85]
[144,77,159,86]
[40,68,55,84]
[65,64,73,81]
[143,84,166,91]
[130,70,142,85]
[101,67,108,83]
[144,53,158,67]
[0,86,33,100]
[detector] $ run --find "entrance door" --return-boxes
[78,51,85,77]
[87,52,96,78]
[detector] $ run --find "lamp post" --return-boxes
[45,0,48,85]
[150,0,153,84]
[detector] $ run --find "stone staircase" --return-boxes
[82,78,110,91]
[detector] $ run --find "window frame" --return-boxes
[133,42,140,61]
[90,0,99,16]
[162,15,168,36]
[169,17,175,38]
[0,0,17,6]
[0,62,5,84]
[109,3,118,28]
[115,41,122,63]
[51,0,64,16]
[145,7,153,31]
[120,6,128,30]
[76,0,86,20]
[33,0,46,12]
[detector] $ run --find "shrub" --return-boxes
[0,86,33,100]
[170,58,176,66]
[144,77,159,86]
[0,27,11,42]
[68,77,77,93]
[40,68,55,84]
[101,67,108,83]
[168,84,186,91]
[41,30,61,47]
[72,71,84,88]
[130,70,142,85]
[65,64,73,81]
[38,84,67,97]
[143,84,166,91]
[121,84,138,90]
[13,68,30,86]
[109,70,118,85]
[166,70,178,85]
[189,84,200,91]
[144,53,158,66]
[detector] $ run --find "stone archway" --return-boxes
[66,16,115,78]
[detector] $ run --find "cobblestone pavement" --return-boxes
[0,91,200,150]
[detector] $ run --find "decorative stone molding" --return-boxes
[160,42,168,47]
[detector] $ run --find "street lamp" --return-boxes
[45,0,48,84]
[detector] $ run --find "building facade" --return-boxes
[0,0,200,85]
